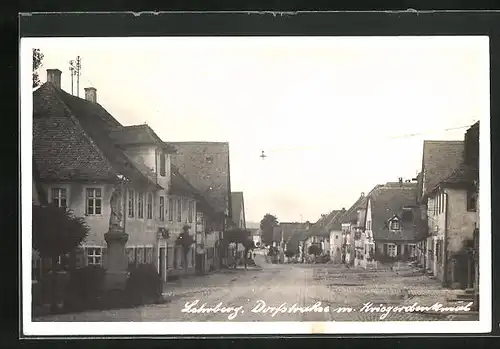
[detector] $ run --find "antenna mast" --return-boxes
[69,56,82,96]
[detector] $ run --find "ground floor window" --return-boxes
[387,244,397,257]
[87,247,103,266]
[125,246,154,266]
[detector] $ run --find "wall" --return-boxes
[42,182,117,247]
[445,188,476,253]
[426,188,476,284]
[329,230,342,263]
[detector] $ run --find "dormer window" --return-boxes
[389,217,400,231]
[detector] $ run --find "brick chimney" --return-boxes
[46,69,62,89]
[84,87,97,103]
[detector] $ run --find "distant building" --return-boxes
[249,228,261,247]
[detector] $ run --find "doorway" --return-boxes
[159,247,166,282]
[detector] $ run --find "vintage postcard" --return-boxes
[21,35,491,335]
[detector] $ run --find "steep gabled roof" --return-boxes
[280,222,310,242]
[170,142,231,215]
[341,185,382,226]
[230,192,245,228]
[169,163,202,198]
[420,140,464,201]
[310,210,346,236]
[368,182,426,242]
[33,82,160,188]
[109,125,176,153]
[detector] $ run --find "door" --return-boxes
[196,253,203,274]
[159,247,166,282]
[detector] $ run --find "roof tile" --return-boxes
[421,140,464,200]
[170,142,230,215]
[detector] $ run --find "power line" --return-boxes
[263,121,477,155]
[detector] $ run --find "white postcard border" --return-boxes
[21,36,492,335]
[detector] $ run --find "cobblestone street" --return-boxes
[36,251,477,322]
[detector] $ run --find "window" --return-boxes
[188,201,193,223]
[137,192,144,218]
[196,211,204,233]
[387,244,397,257]
[147,193,153,219]
[136,247,145,264]
[177,198,182,222]
[159,153,166,177]
[366,220,372,231]
[390,219,400,231]
[128,189,134,217]
[86,188,102,215]
[126,247,136,265]
[87,247,102,265]
[51,188,67,208]
[168,198,174,221]
[467,190,477,212]
[145,247,153,264]
[159,196,165,221]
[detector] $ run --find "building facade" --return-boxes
[33,68,220,282]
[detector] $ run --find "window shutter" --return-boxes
[383,244,388,256]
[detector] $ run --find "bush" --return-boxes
[64,265,106,312]
[126,263,163,306]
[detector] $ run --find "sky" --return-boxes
[26,36,489,223]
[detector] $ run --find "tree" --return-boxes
[175,225,195,275]
[33,49,44,89]
[32,204,90,311]
[260,214,278,246]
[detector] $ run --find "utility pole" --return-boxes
[69,56,82,96]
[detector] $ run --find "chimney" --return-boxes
[84,87,97,103]
[46,69,62,89]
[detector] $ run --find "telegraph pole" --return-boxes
[69,56,82,96]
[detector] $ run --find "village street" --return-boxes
[36,250,476,322]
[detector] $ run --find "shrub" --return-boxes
[126,263,163,306]
[64,265,106,312]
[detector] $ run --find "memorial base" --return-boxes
[103,270,129,292]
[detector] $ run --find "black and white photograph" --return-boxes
[22,35,490,335]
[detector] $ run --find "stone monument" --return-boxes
[103,182,129,292]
